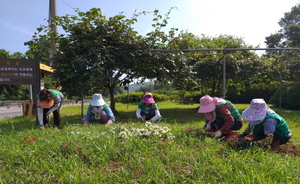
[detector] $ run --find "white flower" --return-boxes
[114,121,175,140]
[119,131,128,138]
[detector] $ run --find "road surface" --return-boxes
[0,102,91,120]
[0,106,23,120]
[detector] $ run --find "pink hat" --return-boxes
[198,95,216,113]
[242,98,268,122]
[141,92,155,104]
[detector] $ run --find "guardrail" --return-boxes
[0,99,92,109]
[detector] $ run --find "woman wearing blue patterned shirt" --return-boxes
[238,98,292,147]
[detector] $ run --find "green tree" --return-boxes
[265,4,300,48]
[168,33,259,96]
[10,52,27,59]
[30,7,189,114]
[265,4,300,83]
[278,4,300,47]
[24,37,52,65]
[0,49,11,58]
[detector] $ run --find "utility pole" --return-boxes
[49,0,58,67]
[151,79,155,92]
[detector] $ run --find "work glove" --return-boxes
[212,130,222,138]
[107,120,113,125]
[46,112,51,117]
[249,141,262,146]
[203,123,211,131]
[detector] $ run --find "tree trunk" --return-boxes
[108,86,119,116]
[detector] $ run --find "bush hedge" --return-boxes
[115,82,300,110]
[270,82,300,110]
[114,92,169,103]
[226,83,279,104]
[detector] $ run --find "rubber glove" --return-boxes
[212,130,222,138]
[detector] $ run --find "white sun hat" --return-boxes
[90,94,105,106]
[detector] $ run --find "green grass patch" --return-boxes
[0,101,300,183]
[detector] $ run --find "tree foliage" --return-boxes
[168,33,260,96]
[30,7,193,114]
[278,4,300,47]
[265,4,300,83]
[265,4,300,49]
[24,37,52,64]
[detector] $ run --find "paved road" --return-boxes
[0,106,23,120]
[0,102,90,120]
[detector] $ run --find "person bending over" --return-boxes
[37,89,64,128]
[237,98,292,147]
[198,95,243,139]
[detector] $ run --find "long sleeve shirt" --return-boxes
[84,104,115,122]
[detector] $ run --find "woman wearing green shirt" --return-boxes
[136,92,162,121]
[37,89,64,128]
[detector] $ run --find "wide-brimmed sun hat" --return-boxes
[90,94,105,106]
[38,100,54,109]
[242,98,268,122]
[141,92,155,104]
[198,95,216,113]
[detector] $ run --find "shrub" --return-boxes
[115,92,169,103]
[270,82,300,109]
[157,90,203,103]
[226,83,279,104]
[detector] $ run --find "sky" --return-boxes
[1,0,300,55]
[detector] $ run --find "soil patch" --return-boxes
[229,134,300,157]
[269,144,300,157]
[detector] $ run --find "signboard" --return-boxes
[0,58,39,85]
[0,57,41,124]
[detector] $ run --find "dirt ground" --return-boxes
[229,134,300,157]
[270,144,300,156]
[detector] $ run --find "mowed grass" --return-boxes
[0,101,300,183]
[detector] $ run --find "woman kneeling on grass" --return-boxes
[198,95,244,139]
[82,94,115,125]
[237,98,292,147]
[136,92,162,122]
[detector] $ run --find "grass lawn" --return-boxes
[0,101,299,183]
